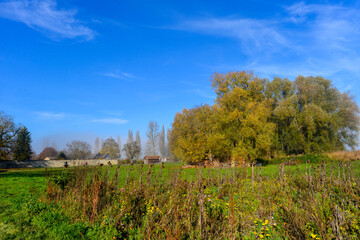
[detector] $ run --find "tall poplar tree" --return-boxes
[145,121,159,155]
[135,130,142,159]
[94,137,100,154]
[117,135,121,159]
[158,125,166,157]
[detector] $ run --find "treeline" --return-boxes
[0,111,171,161]
[37,122,171,161]
[169,71,360,163]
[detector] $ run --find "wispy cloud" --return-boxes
[36,111,65,119]
[0,0,95,40]
[92,118,128,124]
[172,2,360,88]
[102,71,137,81]
[175,18,288,55]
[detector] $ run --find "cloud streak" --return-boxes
[92,118,128,125]
[0,0,95,40]
[36,111,65,119]
[102,71,137,81]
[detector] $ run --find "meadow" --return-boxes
[1,155,360,239]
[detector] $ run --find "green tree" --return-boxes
[101,138,120,159]
[58,151,67,160]
[13,127,32,160]
[211,71,275,163]
[169,71,360,163]
[122,141,141,161]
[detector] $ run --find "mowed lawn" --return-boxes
[1,159,360,239]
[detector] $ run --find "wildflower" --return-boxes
[259,234,264,239]
[113,237,116,240]
[273,223,277,226]
[266,234,271,237]
[310,234,316,238]
[254,221,258,224]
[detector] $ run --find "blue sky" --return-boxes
[1,0,360,153]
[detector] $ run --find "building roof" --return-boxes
[144,155,160,160]
[93,153,110,159]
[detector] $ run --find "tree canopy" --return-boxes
[101,138,120,159]
[169,71,360,164]
[66,140,92,160]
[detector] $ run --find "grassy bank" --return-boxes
[1,159,360,239]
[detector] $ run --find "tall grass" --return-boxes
[45,161,360,239]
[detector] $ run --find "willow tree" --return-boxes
[169,104,231,163]
[211,71,276,162]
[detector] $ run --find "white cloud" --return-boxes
[36,111,65,119]
[0,0,95,40]
[102,71,137,81]
[92,118,128,124]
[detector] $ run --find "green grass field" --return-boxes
[1,158,360,239]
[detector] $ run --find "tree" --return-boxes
[158,125,166,157]
[122,141,141,161]
[117,135,122,159]
[58,151,67,160]
[100,138,104,150]
[166,127,171,157]
[135,130,142,159]
[101,138,120,159]
[94,137,100,154]
[145,121,159,155]
[0,112,19,160]
[38,147,58,160]
[66,140,92,160]
[127,130,134,144]
[211,71,275,162]
[13,127,32,160]
[169,104,231,163]
[123,130,141,161]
